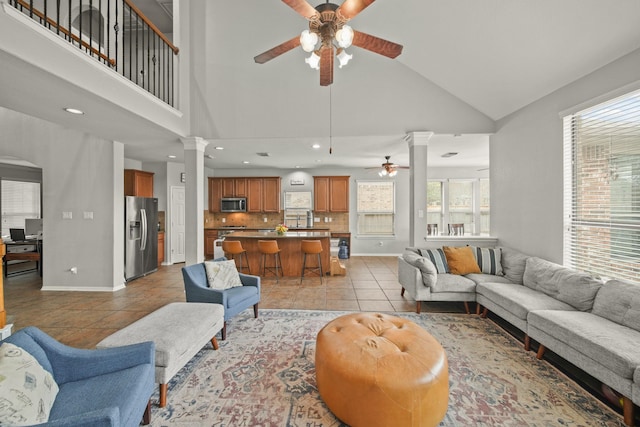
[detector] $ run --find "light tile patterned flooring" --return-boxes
[3,256,466,349]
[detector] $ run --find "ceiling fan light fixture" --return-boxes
[335,25,353,48]
[389,169,398,177]
[336,48,352,68]
[378,169,388,177]
[305,50,321,70]
[300,30,318,52]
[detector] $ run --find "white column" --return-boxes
[406,131,433,246]
[181,137,208,265]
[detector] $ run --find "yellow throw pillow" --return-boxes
[443,246,481,275]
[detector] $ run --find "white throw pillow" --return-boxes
[0,342,59,426]
[204,260,244,290]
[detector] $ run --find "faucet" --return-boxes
[296,214,300,228]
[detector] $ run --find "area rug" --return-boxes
[150,310,624,426]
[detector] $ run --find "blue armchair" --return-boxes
[2,326,155,426]
[182,261,260,340]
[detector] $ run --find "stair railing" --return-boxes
[9,0,179,107]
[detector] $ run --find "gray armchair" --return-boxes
[182,260,260,340]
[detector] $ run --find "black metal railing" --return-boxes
[9,0,178,107]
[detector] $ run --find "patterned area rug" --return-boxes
[150,310,624,426]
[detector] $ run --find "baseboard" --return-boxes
[41,283,126,292]
[349,253,402,257]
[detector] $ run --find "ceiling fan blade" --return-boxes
[336,0,375,21]
[320,46,334,86]
[352,30,403,59]
[282,0,320,21]
[254,36,301,64]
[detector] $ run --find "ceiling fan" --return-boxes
[367,155,409,177]
[254,0,403,86]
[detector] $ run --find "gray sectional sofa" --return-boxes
[398,246,640,426]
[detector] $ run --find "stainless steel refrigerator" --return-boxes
[125,196,158,281]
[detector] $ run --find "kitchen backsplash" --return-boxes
[204,211,349,232]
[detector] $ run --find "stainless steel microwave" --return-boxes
[220,197,247,212]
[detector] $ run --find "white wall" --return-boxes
[0,107,124,290]
[492,47,640,263]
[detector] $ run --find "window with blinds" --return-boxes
[563,89,640,284]
[356,181,395,236]
[1,179,41,238]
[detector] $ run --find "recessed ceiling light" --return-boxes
[315,159,322,163]
[312,144,321,149]
[167,155,177,159]
[205,154,214,159]
[441,152,459,158]
[64,108,84,115]
[214,146,224,150]
[242,161,250,164]
[295,166,301,168]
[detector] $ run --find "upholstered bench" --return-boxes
[97,302,224,407]
[315,312,449,427]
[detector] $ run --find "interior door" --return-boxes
[171,186,186,263]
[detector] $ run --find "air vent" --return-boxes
[256,152,271,157]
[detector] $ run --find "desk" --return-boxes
[4,240,42,277]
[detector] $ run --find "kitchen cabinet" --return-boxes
[314,176,349,213]
[247,178,281,213]
[262,177,281,213]
[158,232,165,265]
[124,169,154,197]
[208,178,223,213]
[247,179,263,213]
[209,178,249,212]
[205,230,218,259]
[209,177,280,213]
[221,178,247,198]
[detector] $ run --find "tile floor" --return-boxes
[2,256,467,349]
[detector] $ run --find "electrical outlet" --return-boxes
[222,218,226,223]
[263,217,268,222]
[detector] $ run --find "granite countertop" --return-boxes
[225,230,332,238]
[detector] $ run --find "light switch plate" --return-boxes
[83,211,94,220]
[62,211,72,219]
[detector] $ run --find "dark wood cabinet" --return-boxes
[314,176,349,213]
[157,232,165,265]
[204,230,218,259]
[247,178,263,213]
[262,177,281,213]
[209,178,250,212]
[124,169,154,197]
[208,178,223,213]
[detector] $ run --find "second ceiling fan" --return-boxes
[254,0,403,86]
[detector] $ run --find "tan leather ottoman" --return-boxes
[316,313,448,427]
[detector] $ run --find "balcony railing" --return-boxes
[9,0,178,107]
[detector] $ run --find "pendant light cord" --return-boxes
[329,85,333,154]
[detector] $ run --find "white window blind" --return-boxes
[356,181,395,236]
[1,180,41,238]
[563,89,640,284]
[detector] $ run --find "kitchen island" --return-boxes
[223,231,331,277]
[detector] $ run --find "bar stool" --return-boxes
[222,240,251,274]
[300,240,323,284]
[258,240,282,282]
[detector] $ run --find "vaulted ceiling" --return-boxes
[3,1,640,171]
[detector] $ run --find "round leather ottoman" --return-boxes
[315,313,448,427]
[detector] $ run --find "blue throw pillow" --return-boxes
[471,247,503,275]
[419,248,449,273]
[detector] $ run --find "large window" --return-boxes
[1,180,41,238]
[356,181,395,236]
[427,179,490,235]
[563,89,640,284]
